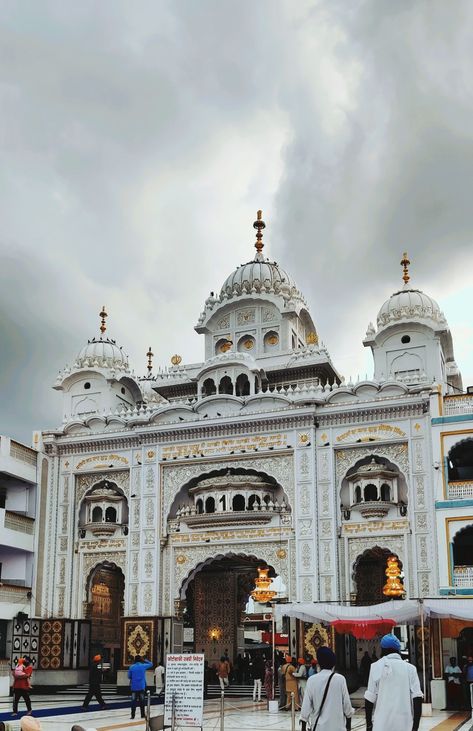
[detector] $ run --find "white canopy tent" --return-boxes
[274,598,473,624]
[274,599,421,624]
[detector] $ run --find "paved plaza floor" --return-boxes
[0,696,471,731]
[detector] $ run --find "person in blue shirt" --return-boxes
[127,655,153,719]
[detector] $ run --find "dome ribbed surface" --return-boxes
[76,338,129,369]
[220,257,302,301]
[377,285,445,330]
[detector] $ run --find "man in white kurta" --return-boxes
[364,634,423,731]
[300,647,354,731]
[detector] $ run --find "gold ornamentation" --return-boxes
[243,338,254,350]
[251,566,277,603]
[147,450,155,459]
[253,210,265,255]
[306,331,318,346]
[176,554,187,565]
[414,423,421,431]
[171,354,182,366]
[400,252,410,284]
[276,548,287,559]
[267,333,278,346]
[146,346,153,374]
[383,555,405,597]
[219,339,232,353]
[76,454,129,470]
[320,433,328,442]
[298,433,309,445]
[99,305,107,335]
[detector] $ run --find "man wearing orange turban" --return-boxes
[81,655,107,711]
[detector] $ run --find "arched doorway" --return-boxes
[353,547,403,605]
[86,562,125,677]
[181,555,277,664]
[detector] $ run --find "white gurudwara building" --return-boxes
[21,211,473,687]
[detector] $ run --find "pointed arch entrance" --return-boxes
[86,561,125,676]
[353,547,403,605]
[180,554,277,663]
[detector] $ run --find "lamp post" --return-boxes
[251,568,278,704]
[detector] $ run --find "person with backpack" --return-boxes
[12,656,33,716]
[300,647,353,731]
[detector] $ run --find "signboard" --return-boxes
[164,653,204,728]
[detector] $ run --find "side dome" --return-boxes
[376,284,446,331]
[76,337,129,370]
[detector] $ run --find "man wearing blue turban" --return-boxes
[364,634,423,731]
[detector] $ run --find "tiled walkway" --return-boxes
[0,697,471,731]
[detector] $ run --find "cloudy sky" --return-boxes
[1,0,473,443]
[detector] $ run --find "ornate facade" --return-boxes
[33,214,472,684]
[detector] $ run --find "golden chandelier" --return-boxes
[251,567,277,604]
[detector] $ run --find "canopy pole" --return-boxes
[272,603,276,700]
[420,599,427,699]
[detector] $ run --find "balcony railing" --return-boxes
[444,394,473,417]
[453,565,473,587]
[9,440,37,466]
[0,584,31,603]
[448,481,473,500]
[4,511,35,534]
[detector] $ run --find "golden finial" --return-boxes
[253,210,266,255]
[171,354,182,366]
[99,306,108,335]
[146,346,154,374]
[306,331,319,346]
[400,252,410,285]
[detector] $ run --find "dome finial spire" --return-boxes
[253,209,266,258]
[400,252,410,285]
[99,305,108,335]
[146,346,154,375]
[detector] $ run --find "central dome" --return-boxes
[220,257,302,301]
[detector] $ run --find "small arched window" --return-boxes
[248,494,261,510]
[205,496,215,514]
[92,506,103,523]
[219,376,233,395]
[236,373,250,397]
[232,494,245,511]
[105,506,117,523]
[364,484,378,502]
[202,378,217,397]
[355,485,362,503]
[380,484,391,502]
[196,499,204,514]
[448,439,473,482]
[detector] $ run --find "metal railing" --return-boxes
[453,565,473,587]
[444,393,473,416]
[4,510,35,534]
[448,481,473,499]
[9,440,37,466]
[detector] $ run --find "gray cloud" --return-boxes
[1,0,472,441]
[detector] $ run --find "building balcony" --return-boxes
[0,436,37,484]
[453,566,473,588]
[345,500,406,521]
[80,521,127,538]
[178,509,276,529]
[444,394,473,417]
[0,509,34,552]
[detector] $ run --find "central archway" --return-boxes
[181,554,278,664]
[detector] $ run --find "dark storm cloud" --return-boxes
[1,0,472,441]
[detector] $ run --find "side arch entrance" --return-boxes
[85,561,125,677]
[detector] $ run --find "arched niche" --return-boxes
[448,438,473,482]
